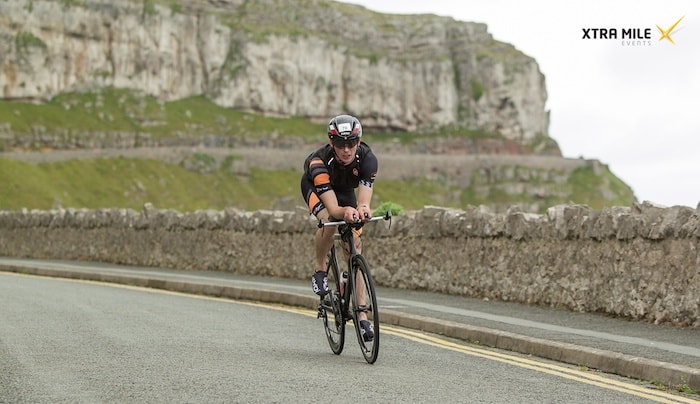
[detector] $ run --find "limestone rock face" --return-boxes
[0,0,549,143]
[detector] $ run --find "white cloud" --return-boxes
[337,0,700,208]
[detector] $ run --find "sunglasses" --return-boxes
[332,138,359,149]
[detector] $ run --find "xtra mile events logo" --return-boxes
[582,16,685,46]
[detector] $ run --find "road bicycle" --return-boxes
[316,211,391,364]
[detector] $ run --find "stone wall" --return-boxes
[1,202,698,327]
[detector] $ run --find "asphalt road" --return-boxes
[1,272,693,403]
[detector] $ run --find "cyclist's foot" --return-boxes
[359,320,374,342]
[311,270,329,296]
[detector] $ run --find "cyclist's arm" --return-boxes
[309,157,357,221]
[357,149,377,221]
[357,184,373,221]
[319,190,357,222]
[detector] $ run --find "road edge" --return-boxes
[1,263,697,392]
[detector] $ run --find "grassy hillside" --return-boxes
[0,89,325,146]
[0,156,451,211]
[0,157,295,211]
[0,88,517,151]
[0,89,636,212]
[0,155,634,212]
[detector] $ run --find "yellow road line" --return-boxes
[7,273,697,403]
[234,298,695,403]
[382,326,697,404]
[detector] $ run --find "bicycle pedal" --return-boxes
[317,306,325,319]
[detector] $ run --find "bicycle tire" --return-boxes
[349,254,379,364]
[321,245,345,354]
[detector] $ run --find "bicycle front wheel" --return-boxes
[350,254,379,364]
[321,245,345,355]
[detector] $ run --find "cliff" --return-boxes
[0,0,550,145]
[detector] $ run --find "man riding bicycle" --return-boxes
[300,114,378,341]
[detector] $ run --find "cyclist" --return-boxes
[300,114,378,341]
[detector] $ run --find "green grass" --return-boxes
[374,177,458,210]
[0,156,635,212]
[0,88,526,153]
[0,89,636,212]
[0,157,435,211]
[1,157,267,211]
[568,165,634,208]
[0,89,326,147]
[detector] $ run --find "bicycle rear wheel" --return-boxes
[350,254,379,364]
[320,245,345,354]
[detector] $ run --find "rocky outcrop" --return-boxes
[1,202,698,327]
[0,0,550,143]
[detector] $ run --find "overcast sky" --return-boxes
[338,0,699,209]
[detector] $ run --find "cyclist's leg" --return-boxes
[340,227,362,257]
[355,283,368,321]
[334,187,362,288]
[302,181,333,271]
[314,208,335,271]
[347,228,370,322]
[303,180,335,295]
[310,210,335,295]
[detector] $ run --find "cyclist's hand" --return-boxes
[343,207,360,223]
[357,205,372,222]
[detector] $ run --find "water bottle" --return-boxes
[340,271,348,297]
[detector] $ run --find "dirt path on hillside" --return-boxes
[1,146,588,183]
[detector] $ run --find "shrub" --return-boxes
[374,201,404,216]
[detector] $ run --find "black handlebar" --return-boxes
[317,210,392,228]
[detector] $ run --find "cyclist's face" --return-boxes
[331,138,359,165]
